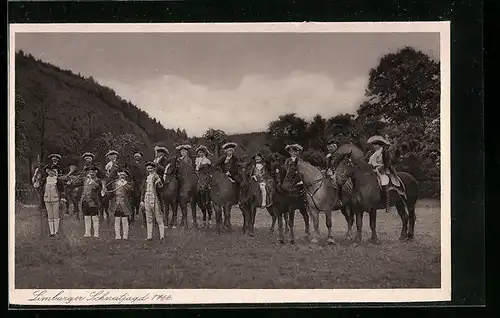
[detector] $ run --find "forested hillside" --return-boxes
[14,51,188,182]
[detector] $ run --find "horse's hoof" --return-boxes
[327,238,336,245]
[290,240,295,245]
[279,240,285,244]
[310,238,319,244]
[249,232,254,237]
[368,238,379,244]
[345,234,353,241]
[399,236,406,241]
[354,236,362,243]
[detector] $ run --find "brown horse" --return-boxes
[282,158,339,244]
[237,162,276,237]
[271,160,310,244]
[333,151,419,242]
[161,156,180,228]
[175,156,199,229]
[210,167,238,234]
[196,163,213,228]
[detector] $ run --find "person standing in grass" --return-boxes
[140,162,165,242]
[68,164,102,238]
[36,166,66,237]
[107,169,134,240]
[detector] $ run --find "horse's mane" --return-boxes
[298,158,323,175]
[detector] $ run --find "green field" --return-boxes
[14,199,441,289]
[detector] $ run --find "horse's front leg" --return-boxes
[288,208,295,244]
[268,206,276,234]
[301,206,310,237]
[179,198,188,229]
[277,210,285,244]
[354,208,363,243]
[342,206,354,241]
[309,208,321,244]
[224,203,232,232]
[325,210,335,245]
[368,208,379,243]
[190,195,198,229]
[214,203,222,234]
[396,202,409,240]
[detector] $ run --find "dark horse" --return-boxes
[333,150,419,242]
[270,158,310,244]
[176,157,199,229]
[210,167,238,234]
[237,162,276,237]
[161,157,180,228]
[196,163,213,228]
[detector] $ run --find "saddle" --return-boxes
[375,171,407,200]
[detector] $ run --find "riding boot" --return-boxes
[114,217,122,239]
[84,216,92,237]
[92,215,100,237]
[384,185,390,213]
[121,217,129,239]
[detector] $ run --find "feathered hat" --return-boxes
[48,153,62,160]
[144,161,157,168]
[81,152,95,160]
[154,145,169,154]
[222,142,237,150]
[195,145,211,155]
[106,150,119,157]
[367,135,390,146]
[133,151,144,158]
[175,144,192,151]
[284,144,303,152]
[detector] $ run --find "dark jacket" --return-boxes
[382,148,397,176]
[154,156,169,176]
[214,155,241,183]
[69,176,102,207]
[38,176,66,201]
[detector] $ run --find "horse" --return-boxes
[281,158,339,244]
[333,151,419,242]
[195,163,213,228]
[175,156,199,229]
[210,167,238,234]
[162,156,180,228]
[270,159,310,244]
[236,162,276,237]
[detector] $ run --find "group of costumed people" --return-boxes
[31,134,398,240]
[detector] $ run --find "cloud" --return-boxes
[98,72,368,137]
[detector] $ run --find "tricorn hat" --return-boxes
[175,144,192,151]
[117,169,130,177]
[133,151,144,157]
[367,135,390,146]
[48,153,62,160]
[145,161,157,168]
[195,145,211,155]
[106,150,119,157]
[222,142,237,150]
[154,145,169,154]
[284,144,303,152]
[81,152,95,159]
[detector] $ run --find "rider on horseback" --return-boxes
[153,145,169,176]
[367,135,396,213]
[176,144,194,169]
[248,151,275,208]
[214,142,241,201]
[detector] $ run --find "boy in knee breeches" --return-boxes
[68,164,102,237]
[107,169,134,240]
[37,166,66,237]
[140,162,165,242]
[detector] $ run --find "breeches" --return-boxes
[44,201,59,219]
[114,205,127,217]
[145,196,163,224]
[82,202,99,216]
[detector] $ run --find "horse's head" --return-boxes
[334,150,355,187]
[163,157,178,182]
[281,157,302,192]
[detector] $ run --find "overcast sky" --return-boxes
[15,32,439,137]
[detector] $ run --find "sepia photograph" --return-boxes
[9,22,450,305]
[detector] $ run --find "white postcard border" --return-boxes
[9,22,451,305]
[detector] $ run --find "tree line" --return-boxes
[14,46,440,198]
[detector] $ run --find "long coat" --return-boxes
[107,180,134,216]
[38,176,66,204]
[140,173,164,207]
[213,155,241,183]
[70,176,102,208]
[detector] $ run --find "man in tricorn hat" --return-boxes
[68,164,102,238]
[48,153,64,177]
[107,168,134,239]
[129,151,146,223]
[153,145,169,176]
[214,142,241,202]
[140,161,165,242]
[248,151,276,208]
[284,143,303,165]
[367,135,401,213]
